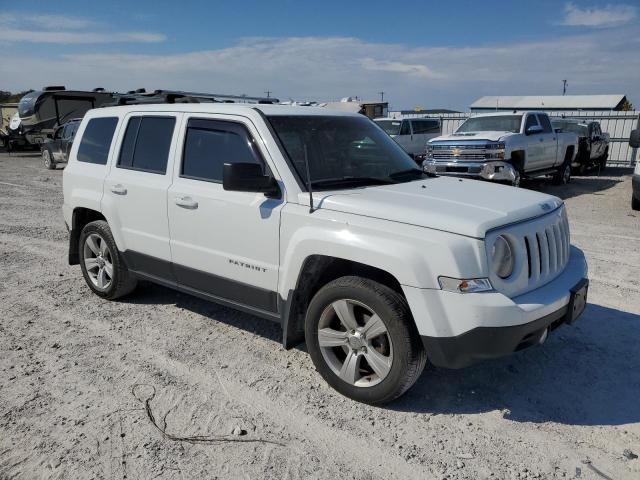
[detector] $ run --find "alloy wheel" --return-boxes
[317,299,393,387]
[83,233,114,290]
[42,150,51,168]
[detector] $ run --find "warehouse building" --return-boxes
[470,94,628,112]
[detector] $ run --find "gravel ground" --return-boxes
[0,151,639,480]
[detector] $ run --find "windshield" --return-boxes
[267,115,422,190]
[552,121,588,137]
[456,115,523,134]
[375,120,402,136]
[18,93,38,117]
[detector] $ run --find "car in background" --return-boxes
[375,117,440,161]
[630,128,640,211]
[551,119,609,174]
[424,112,578,187]
[41,118,81,169]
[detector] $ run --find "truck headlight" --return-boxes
[485,142,506,160]
[426,144,434,159]
[491,235,514,279]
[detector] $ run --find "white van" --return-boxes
[375,117,441,159]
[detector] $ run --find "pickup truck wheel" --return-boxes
[599,149,608,171]
[79,220,137,300]
[632,195,640,211]
[42,149,55,170]
[553,162,571,185]
[305,276,427,404]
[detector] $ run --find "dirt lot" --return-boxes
[0,151,639,480]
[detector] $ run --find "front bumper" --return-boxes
[423,159,518,184]
[403,246,588,368]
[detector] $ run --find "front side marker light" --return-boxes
[438,277,493,293]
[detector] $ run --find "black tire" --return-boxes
[633,195,640,211]
[305,276,427,404]
[552,158,571,185]
[79,220,137,300]
[599,149,608,171]
[42,148,56,170]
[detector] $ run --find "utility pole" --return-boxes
[379,91,385,102]
[562,80,568,96]
[264,90,271,98]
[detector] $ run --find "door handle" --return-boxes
[175,196,198,209]
[110,184,127,195]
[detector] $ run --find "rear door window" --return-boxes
[77,117,118,165]
[181,118,261,183]
[118,116,176,174]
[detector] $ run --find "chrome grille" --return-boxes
[431,144,494,161]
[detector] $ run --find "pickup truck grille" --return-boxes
[431,144,493,161]
[486,206,571,298]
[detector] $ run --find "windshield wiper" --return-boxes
[310,176,395,189]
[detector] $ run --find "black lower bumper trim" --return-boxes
[421,305,570,369]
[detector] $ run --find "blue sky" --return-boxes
[1,1,639,110]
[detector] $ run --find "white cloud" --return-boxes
[561,2,637,28]
[2,32,639,110]
[0,12,165,44]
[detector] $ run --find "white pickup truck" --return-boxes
[423,112,579,186]
[63,104,588,404]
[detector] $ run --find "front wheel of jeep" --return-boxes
[305,276,427,404]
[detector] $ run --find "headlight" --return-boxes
[491,235,514,279]
[485,142,506,160]
[426,144,434,158]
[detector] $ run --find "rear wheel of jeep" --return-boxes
[305,276,427,404]
[79,220,137,300]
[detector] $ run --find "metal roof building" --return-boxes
[470,95,628,112]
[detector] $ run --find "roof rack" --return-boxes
[104,89,279,107]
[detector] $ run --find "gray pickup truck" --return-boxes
[424,112,579,187]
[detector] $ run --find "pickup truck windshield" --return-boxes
[375,120,402,136]
[456,115,522,134]
[267,115,422,190]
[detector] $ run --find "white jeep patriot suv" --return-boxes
[63,104,589,404]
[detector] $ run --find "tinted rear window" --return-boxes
[77,117,118,165]
[118,116,175,174]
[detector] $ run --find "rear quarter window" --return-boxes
[77,117,118,165]
[118,116,176,174]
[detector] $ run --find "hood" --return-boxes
[302,177,563,238]
[429,131,516,143]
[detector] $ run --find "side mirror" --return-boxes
[526,125,543,135]
[630,129,640,148]
[46,133,53,139]
[223,162,280,198]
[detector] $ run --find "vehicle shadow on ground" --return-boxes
[123,284,639,427]
[392,303,640,426]
[123,281,285,344]
[523,167,629,201]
